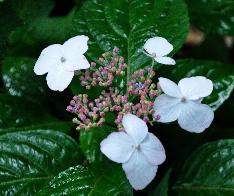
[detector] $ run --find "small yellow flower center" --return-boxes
[181,97,187,102]
[60,57,66,63]
[131,144,140,150]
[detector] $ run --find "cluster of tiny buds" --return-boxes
[66,88,161,130]
[78,47,127,89]
[67,48,162,131]
[128,67,160,99]
[116,67,161,130]
[66,93,110,130]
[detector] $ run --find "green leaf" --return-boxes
[0,121,73,135]
[8,0,75,57]
[160,59,234,110]
[0,95,56,129]
[72,0,189,71]
[173,139,234,196]
[149,168,172,196]
[0,1,21,59]
[10,10,75,48]
[12,0,54,23]
[2,56,72,119]
[0,0,55,58]
[2,56,49,103]
[38,162,133,195]
[0,130,83,195]
[79,125,114,162]
[186,0,234,35]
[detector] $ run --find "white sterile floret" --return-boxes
[100,114,166,190]
[34,35,90,91]
[143,36,175,65]
[154,76,214,133]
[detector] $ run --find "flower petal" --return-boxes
[178,76,213,100]
[154,94,182,123]
[100,132,135,163]
[34,44,62,75]
[155,57,175,65]
[46,66,74,91]
[178,101,214,133]
[64,55,90,71]
[158,77,182,98]
[122,150,158,190]
[140,133,166,165]
[63,35,89,55]
[122,114,148,145]
[144,37,173,57]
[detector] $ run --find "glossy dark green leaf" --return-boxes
[0,1,21,59]
[0,121,73,135]
[0,130,83,195]
[72,0,189,71]
[38,162,133,195]
[2,56,73,119]
[8,0,75,57]
[149,168,172,196]
[161,59,234,110]
[2,56,49,102]
[186,0,234,35]
[79,125,114,162]
[28,12,75,44]
[12,0,54,23]
[0,0,54,57]
[0,95,56,129]
[173,139,234,196]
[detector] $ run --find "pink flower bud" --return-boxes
[100,112,105,117]
[115,105,122,111]
[139,69,145,76]
[155,114,161,120]
[143,116,149,122]
[113,47,119,53]
[70,100,76,106]
[121,95,128,103]
[99,57,104,62]
[93,72,99,78]
[73,96,79,101]
[91,62,96,67]
[66,106,73,112]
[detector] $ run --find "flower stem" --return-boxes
[151,58,155,69]
[127,63,130,96]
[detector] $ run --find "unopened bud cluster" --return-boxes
[78,48,127,89]
[67,48,161,131]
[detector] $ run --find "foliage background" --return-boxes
[0,0,233,195]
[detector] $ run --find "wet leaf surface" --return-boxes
[0,130,83,195]
[174,139,234,196]
[72,0,189,71]
[38,162,133,195]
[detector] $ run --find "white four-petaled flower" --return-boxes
[144,36,175,65]
[34,35,90,91]
[154,76,214,133]
[100,114,166,190]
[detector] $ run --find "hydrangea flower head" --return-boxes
[144,36,175,65]
[100,114,166,190]
[67,49,160,131]
[154,76,214,133]
[34,35,90,91]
